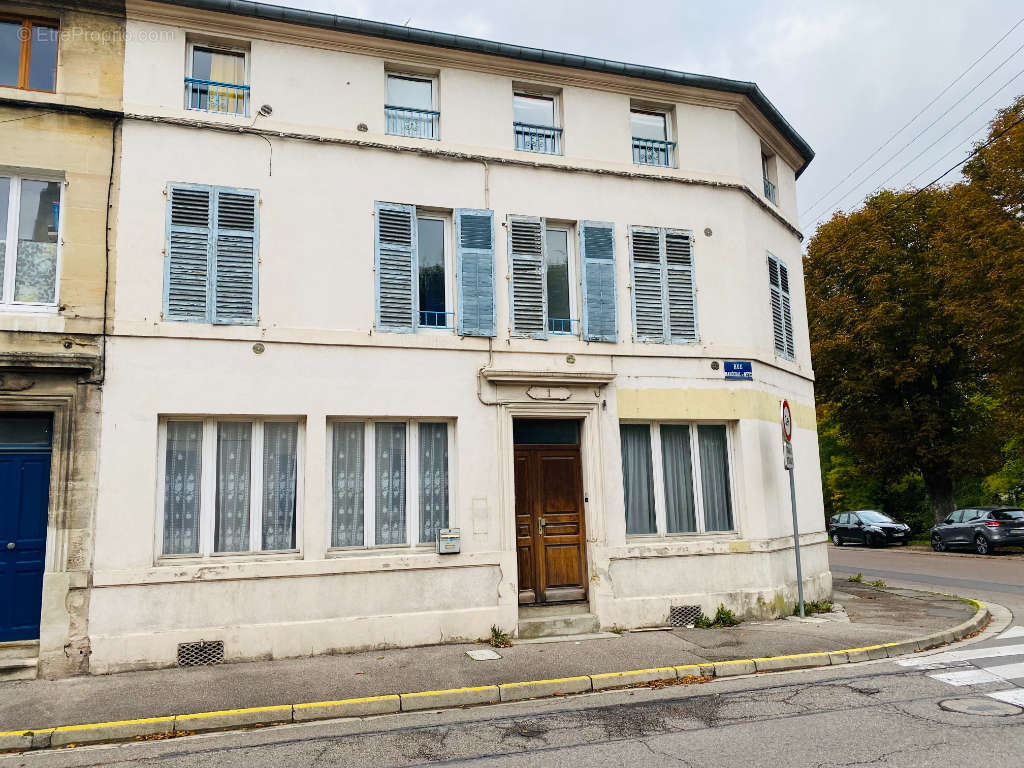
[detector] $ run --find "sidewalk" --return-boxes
[0,583,979,737]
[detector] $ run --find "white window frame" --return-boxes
[415,211,455,334]
[623,421,737,538]
[326,418,456,551]
[186,40,250,87]
[155,416,305,560]
[386,72,438,111]
[543,222,579,337]
[630,108,672,142]
[512,90,561,127]
[0,173,64,313]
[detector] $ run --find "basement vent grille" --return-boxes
[177,640,224,667]
[669,605,702,628]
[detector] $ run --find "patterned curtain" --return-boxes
[331,422,365,547]
[418,423,449,544]
[215,421,252,552]
[375,422,407,546]
[698,425,733,531]
[620,424,655,534]
[661,424,696,533]
[261,422,298,550]
[163,421,203,554]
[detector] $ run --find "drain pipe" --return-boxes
[477,337,498,406]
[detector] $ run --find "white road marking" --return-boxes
[929,669,1004,686]
[997,626,1024,641]
[897,642,1024,667]
[987,689,1024,707]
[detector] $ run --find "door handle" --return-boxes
[538,517,546,534]
[5,542,13,550]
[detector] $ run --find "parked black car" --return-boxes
[829,510,911,547]
[930,507,1024,555]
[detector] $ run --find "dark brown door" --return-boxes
[515,446,586,604]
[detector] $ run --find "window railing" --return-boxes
[632,137,675,167]
[419,310,454,329]
[763,177,778,204]
[514,123,563,155]
[386,105,440,140]
[185,77,250,116]
[548,317,578,335]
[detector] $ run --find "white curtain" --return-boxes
[375,422,407,545]
[331,422,365,547]
[661,425,696,533]
[163,421,203,554]
[699,425,733,531]
[620,424,655,534]
[261,422,297,550]
[418,423,449,544]
[215,422,252,552]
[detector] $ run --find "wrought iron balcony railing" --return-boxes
[632,137,675,167]
[386,105,440,140]
[763,177,778,204]
[185,78,249,116]
[513,122,563,155]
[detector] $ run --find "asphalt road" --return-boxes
[7,546,1023,768]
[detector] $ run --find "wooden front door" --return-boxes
[514,446,586,604]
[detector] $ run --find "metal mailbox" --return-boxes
[437,528,461,555]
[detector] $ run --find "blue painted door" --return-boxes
[0,415,52,642]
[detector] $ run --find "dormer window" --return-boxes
[631,109,675,167]
[0,17,58,92]
[385,73,439,140]
[513,92,562,155]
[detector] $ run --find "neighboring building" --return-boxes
[0,1,124,679]
[86,0,825,674]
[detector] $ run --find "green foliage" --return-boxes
[488,625,512,648]
[847,573,863,583]
[695,604,741,628]
[868,580,887,588]
[796,600,833,616]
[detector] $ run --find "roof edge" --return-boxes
[149,0,814,175]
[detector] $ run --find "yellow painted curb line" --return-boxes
[0,599,989,753]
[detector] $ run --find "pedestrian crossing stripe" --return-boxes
[987,689,1024,707]
[997,625,1024,641]
[929,661,1024,686]
[896,642,1024,667]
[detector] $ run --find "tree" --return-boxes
[805,187,1007,522]
[963,95,1024,220]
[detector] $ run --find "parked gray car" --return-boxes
[930,507,1024,554]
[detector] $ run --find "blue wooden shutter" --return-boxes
[212,188,259,324]
[768,253,794,358]
[665,229,697,343]
[455,208,496,337]
[375,202,417,333]
[579,220,617,342]
[164,184,212,321]
[629,226,665,342]
[508,216,547,338]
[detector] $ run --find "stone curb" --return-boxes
[0,599,989,754]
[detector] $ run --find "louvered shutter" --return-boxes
[165,184,212,321]
[629,226,665,342]
[375,202,417,333]
[665,229,697,343]
[767,253,795,358]
[508,216,547,338]
[579,221,617,342]
[455,208,496,337]
[212,188,258,324]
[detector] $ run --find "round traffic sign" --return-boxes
[781,400,792,442]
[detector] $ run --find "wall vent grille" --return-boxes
[177,640,224,667]
[669,605,702,628]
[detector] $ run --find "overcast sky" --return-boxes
[287,0,1023,239]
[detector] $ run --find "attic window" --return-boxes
[0,17,58,92]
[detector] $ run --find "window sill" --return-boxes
[326,544,438,557]
[0,303,58,315]
[155,550,301,566]
[626,531,738,541]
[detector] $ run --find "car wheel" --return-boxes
[865,532,878,548]
[931,535,946,552]
[900,540,909,546]
[975,535,990,555]
[832,533,843,547]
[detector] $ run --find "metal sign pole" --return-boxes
[788,464,805,618]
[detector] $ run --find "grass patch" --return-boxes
[488,625,513,648]
[795,600,833,616]
[847,572,863,583]
[695,604,741,628]
[868,579,887,588]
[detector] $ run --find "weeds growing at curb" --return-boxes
[847,573,863,583]
[796,600,833,615]
[489,625,513,648]
[695,604,741,628]
[868,579,887,588]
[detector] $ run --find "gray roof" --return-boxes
[157,0,814,175]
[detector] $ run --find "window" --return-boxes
[186,43,248,115]
[629,226,697,343]
[620,422,734,536]
[0,17,58,92]
[508,216,580,337]
[329,420,452,548]
[762,152,778,204]
[160,418,302,557]
[545,227,574,334]
[513,92,561,155]
[376,203,496,336]
[767,252,794,358]
[1,175,62,310]
[164,183,259,324]
[631,110,674,167]
[386,74,438,140]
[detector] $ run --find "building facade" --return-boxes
[0,0,124,679]
[84,0,826,674]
